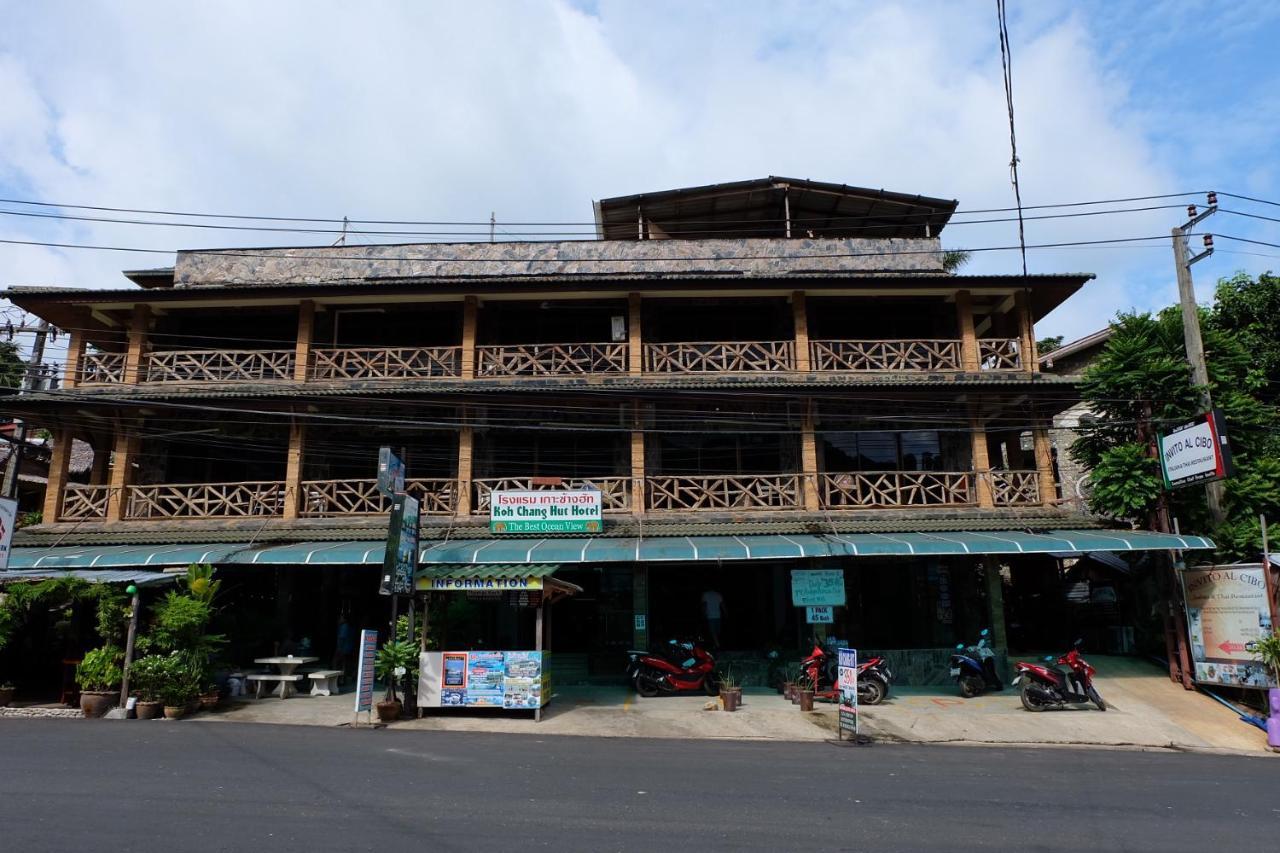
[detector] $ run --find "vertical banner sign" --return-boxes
[1180,565,1276,688]
[381,493,419,596]
[376,446,406,498]
[1159,410,1234,489]
[354,629,378,714]
[0,497,17,571]
[837,648,858,739]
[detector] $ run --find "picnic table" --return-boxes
[250,656,320,698]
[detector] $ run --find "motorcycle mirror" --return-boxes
[980,628,990,637]
[955,643,965,650]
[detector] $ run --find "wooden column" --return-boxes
[983,556,1009,654]
[1033,423,1056,506]
[1014,290,1038,372]
[283,419,306,520]
[956,290,979,372]
[122,304,151,385]
[105,426,140,521]
[294,300,315,382]
[42,428,74,523]
[628,293,643,375]
[460,296,478,378]
[792,291,811,372]
[630,402,646,516]
[62,330,86,389]
[969,406,994,508]
[633,565,649,651]
[455,423,474,518]
[800,399,821,511]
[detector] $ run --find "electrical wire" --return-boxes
[996,0,1028,277]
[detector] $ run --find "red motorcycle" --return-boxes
[1012,641,1107,712]
[800,643,892,705]
[627,639,719,697]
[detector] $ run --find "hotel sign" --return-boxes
[490,489,602,533]
[1159,410,1234,489]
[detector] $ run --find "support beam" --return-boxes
[633,565,649,651]
[792,291,811,372]
[105,426,140,521]
[460,296,478,379]
[630,402,646,515]
[62,329,86,389]
[1014,290,1038,372]
[800,399,821,511]
[628,293,642,375]
[283,419,306,520]
[1033,423,1056,506]
[969,407,994,508]
[983,556,1009,653]
[123,305,151,385]
[293,300,315,382]
[455,423,474,518]
[955,290,979,372]
[42,428,74,523]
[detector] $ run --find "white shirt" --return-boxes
[701,590,724,619]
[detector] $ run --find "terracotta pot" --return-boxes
[79,690,115,718]
[799,690,815,712]
[135,700,163,720]
[0,686,15,707]
[730,688,743,708]
[199,692,220,711]
[720,690,739,712]
[163,705,187,720]
[791,688,801,705]
[784,682,795,701]
[376,700,402,723]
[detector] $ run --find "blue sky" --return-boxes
[1,0,1278,361]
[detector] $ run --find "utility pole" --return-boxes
[1171,193,1224,525]
[3,319,51,499]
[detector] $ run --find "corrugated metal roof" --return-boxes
[0,568,178,586]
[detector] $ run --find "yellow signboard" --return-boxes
[417,575,544,592]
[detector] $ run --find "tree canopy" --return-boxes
[1211,271,1280,404]
[0,341,24,389]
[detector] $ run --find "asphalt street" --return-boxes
[0,719,1274,852]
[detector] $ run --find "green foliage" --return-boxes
[94,588,130,646]
[150,593,214,651]
[1211,271,1280,403]
[1037,336,1064,355]
[1250,630,1280,685]
[137,653,200,706]
[942,250,971,272]
[0,341,24,389]
[141,566,225,693]
[183,564,220,605]
[76,645,124,692]
[128,655,168,702]
[1087,444,1163,519]
[0,577,103,654]
[16,511,42,528]
[374,640,418,703]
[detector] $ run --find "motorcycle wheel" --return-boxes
[1019,682,1047,712]
[1087,685,1107,712]
[634,673,661,698]
[859,679,886,706]
[959,676,983,699]
[703,676,721,696]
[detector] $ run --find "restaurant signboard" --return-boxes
[1159,410,1234,489]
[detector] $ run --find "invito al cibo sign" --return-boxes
[1158,410,1234,489]
[490,489,603,533]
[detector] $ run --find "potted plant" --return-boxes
[199,683,221,711]
[128,655,166,719]
[374,640,417,723]
[157,654,198,719]
[0,681,14,708]
[718,668,740,712]
[783,663,800,702]
[75,645,123,718]
[797,673,816,712]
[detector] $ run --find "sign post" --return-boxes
[837,648,859,741]
[0,496,16,571]
[353,629,378,726]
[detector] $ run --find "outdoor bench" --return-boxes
[307,670,344,696]
[246,672,304,699]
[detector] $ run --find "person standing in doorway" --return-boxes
[701,588,726,648]
[333,611,356,677]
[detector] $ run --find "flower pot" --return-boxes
[0,686,15,707]
[799,690,815,712]
[720,690,739,712]
[163,705,187,720]
[730,687,743,708]
[79,690,116,718]
[199,692,220,711]
[791,688,801,705]
[135,700,163,720]
[376,700,402,723]
[784,682,795,701]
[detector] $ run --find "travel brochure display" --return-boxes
[1180,565,1276,688]
[418,650,550,710]
[490,489,602,533]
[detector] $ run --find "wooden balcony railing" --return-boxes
[145,349,296,383]
[990,470,1041,506]
[644,341,795,373]
[645,474,801,512]
[301,478,456,516]
[820,471,973,509]
[310,347,461,380]
[811,340,962,372]
[79,352,127,385]
[471,477,631,513]
[475,343,628,377]
[978,339,1022,370]
[124,481,286,519]
[59,484,113,520]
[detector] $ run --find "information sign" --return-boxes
[354,629,378,714]
[490,490,602,533]
[806,605,834,624]
[380,493,419,595]
[1159,410,1234,489]
[0,497,17,571]
[790,569,846,606]
[837,648,859,738]
[1180,565,1276,688]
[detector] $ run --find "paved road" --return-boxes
[1,720,1274,852]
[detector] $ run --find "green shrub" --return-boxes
[76,645,124,692]
[374,640,418,703]
[128,655,167,702]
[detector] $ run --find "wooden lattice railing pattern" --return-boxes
[301,478,455,516]
[978,339,1022,370]
[310,347,461,380]
[475,343,628,377]
[124,481,287,518]
[810,339,963,372]
[990,470,1041,506]
[820,471,973,509]
[144,349,296,383]
[471,477,630,513]
[645,474,802,511]
[80,352,127,385]
[59,484,113,520]
[644,341,795,373]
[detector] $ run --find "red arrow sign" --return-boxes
[1218,641,1247,654]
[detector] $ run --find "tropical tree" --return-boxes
[0,341,24,389]
[1210,271,1280,403]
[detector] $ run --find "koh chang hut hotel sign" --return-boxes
[490,489,603,534]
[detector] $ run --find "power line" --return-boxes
[996,0,1028,277]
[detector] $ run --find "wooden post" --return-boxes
[633,565,649,651]
[535,601,545,722]
[123,304,151,385]
[983,556,1008,655]
[42,428,74,523]
[461,296,478,378]
[283,419,306,520]
[631,402,646,515]
[970,407,994,508]
[105,426,140,521]
[956,290,979,372]
[628,293,643,375]
[294,299,315,382]
[455,423,474,518]
[1033,423,1055,506]
[1014,290,1038,372]
[62,329,86,389]
[800,399,820,511]
[118,588,141,708]
[792,291,811,372]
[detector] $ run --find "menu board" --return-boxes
[418,651,548,709]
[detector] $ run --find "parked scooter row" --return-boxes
[950,629,1107,711]
[799,639,892,705]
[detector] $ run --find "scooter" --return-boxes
[799,641,893,705]
[1012,641,1107,711]
[950,629,1003,698]
[626,639,719,698]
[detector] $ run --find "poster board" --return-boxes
[381,494,419,596]
[1180,565,1276,688]
[837,648,858,739]
[354,629,378,713]
[790,570,846,606]
[418,651,549,709]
